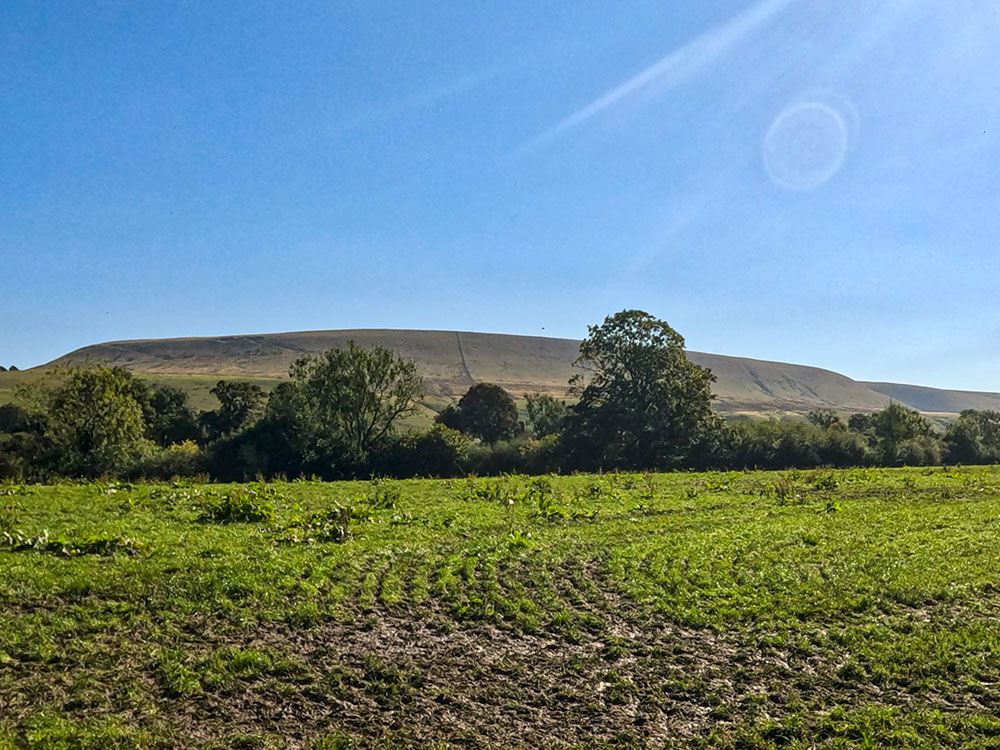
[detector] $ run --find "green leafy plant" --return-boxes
[811,472,840,491]
[364,479,402,509]
[530,492,566,522]
[280,507,353,544]
[2,529,143,557]
[506,529,532,549]
[769,477,801,505]
[200,483,277,523]
[0,484,35,497]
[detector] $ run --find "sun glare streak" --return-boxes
[522,0,797,151]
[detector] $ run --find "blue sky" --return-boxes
[2,0,999,391]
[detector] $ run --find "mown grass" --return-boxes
[3,467,1000,748]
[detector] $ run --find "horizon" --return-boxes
[3,1,999,391]
[20,325,999,397]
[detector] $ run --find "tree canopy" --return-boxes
[436,382,520,444]
[286,342,425,463]
[524,394,568,438]
[42,366,149,477]
[201,381,266,440]
[565,310,718,470]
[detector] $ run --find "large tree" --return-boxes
[565,310,717,470]
[41,366,149,476]
[945,409,1000,464]
[870,402,932,444]
[129,382,200,447]
[436,382,520,444]
[285,342,424,463]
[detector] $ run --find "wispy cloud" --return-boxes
[524,0,796,150]
[329,64,509,139]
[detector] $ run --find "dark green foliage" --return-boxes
[207,344,425,481]
[0,432,46,481]
[436,382,520,444]
[524,393,569,438]
[131,441,204,479]
[280,342,425,470]
[145,385,200,446]
[40,366,150,477]
[846,404,947,466]
[723,420,873,469]
[872,401,933,444]
[0,403,42,434]
[806,408,845,429]
[848,412,875,432]
[564,310,719,470]
[946,410,1000,464]
[370,424,472,478]
[200,381,266,440]
[466,435,563,475]
[889,436,943,467]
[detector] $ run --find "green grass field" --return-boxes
[3,468,1000,748]
[0,371,283,413]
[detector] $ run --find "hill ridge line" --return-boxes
[22,328,1000,417]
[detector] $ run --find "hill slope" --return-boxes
[1,327,988,416]
[863,382,1000,414]
[37,328,899,415]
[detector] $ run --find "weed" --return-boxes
[280,507,352,543]
[200,483,277,523]
[768,477,801,505]
[2,529,143,557]
[530,492,566,522]
[811,472,840,491]
[365,479,402,509]
[93,480,136,496]
[0,501,20,535]
[0,483,35,497]
[506,529,532,549]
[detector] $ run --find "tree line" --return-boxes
[1,310,998,481]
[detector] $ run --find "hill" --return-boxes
[39,328,893,415]
[2,328,993,416]
[863,382,1000,414]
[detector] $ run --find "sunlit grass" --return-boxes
[3,467,1000,747]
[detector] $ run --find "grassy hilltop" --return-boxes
[6,328,1000,418]
[4,468,1000,748]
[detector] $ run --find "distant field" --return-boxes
[3,468,1000,748]
[0,370,283,414]
[0,370,444,429]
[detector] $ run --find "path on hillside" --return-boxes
[455,332,475,386]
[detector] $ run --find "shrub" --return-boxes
[131,440,204,479]
[890,436,944,467]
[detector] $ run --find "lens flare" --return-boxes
[763,102,849,191]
